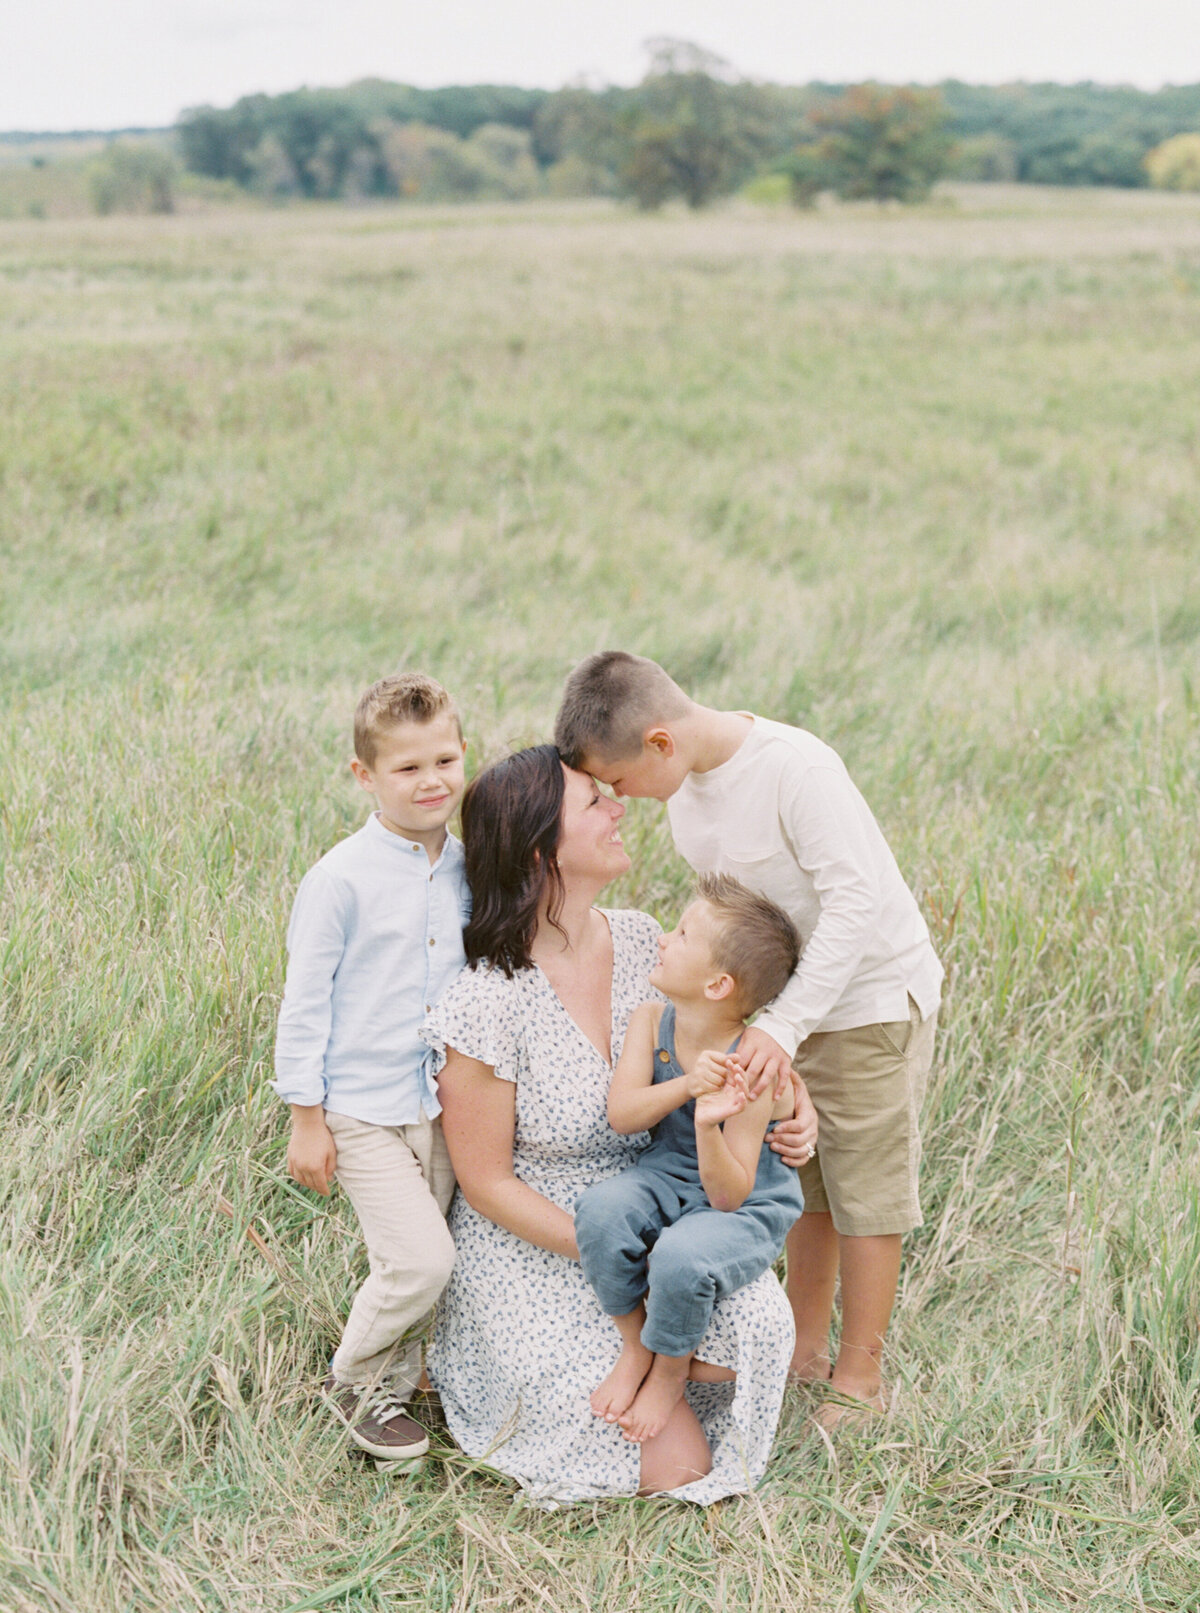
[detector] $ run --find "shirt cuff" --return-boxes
[270,1073,328,1108]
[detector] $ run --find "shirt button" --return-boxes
[428,938,436,946]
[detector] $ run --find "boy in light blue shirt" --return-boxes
[274,672,469,1466]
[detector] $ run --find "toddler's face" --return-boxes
[353,712,466,845]
[650,900,723,1000]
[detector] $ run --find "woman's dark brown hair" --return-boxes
[461,744,566,976]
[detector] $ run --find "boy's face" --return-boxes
[650,900,729,1003]
[351,713,466,847]
[584,732,688,802]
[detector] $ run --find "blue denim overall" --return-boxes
[575,1005,805,1356]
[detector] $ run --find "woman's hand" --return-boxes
[766,1078,819,1168]
[685,1049,734,1100]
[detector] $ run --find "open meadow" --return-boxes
[1,183,1199,1611]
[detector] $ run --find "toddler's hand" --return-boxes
[695,1064,748,1127]
[686,1050,731,1099]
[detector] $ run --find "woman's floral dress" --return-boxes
[422,909,794,1504]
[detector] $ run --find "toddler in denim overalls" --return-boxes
[575,876,805,1444]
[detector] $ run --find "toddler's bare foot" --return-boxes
[618,1359,688,1443]
[590,1342,652,1422]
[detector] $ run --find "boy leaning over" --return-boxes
[273,673,469,1465]
[556,652,943,1427]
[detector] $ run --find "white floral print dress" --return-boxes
[421,908,795,1505]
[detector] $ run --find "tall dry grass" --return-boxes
[1,186,1198,1610]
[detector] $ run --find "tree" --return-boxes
[791,84,952,204]
[615,41,773,209]
[1145,132,1200,191]
[374,121,488,200]
[89,141,177,214]
[532,85,623,194]
[466,124,540,198]
[948,132,1019,182]
[245,133,300,198]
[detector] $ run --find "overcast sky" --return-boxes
[6,0,1200,132]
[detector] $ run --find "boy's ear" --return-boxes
[350,757,375,793]
[703,972,737,1004]
[645,726,675,758]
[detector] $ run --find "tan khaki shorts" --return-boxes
[793,998,937,1237]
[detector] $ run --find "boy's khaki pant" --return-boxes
[324,1110,456,1400]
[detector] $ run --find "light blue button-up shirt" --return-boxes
[272,812,470,1125]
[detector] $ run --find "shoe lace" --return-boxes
[359,1383,409,1422]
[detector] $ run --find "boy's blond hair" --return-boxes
[695,873,800,1018]
[353,673,460,767]
[555,651,690,768]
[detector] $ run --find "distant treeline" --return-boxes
[940,81,1200,186]
[177,66,1200,204]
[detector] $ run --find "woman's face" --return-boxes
[555,765,630,888]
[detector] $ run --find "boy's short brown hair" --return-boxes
[695,873,800,1018]
[554,651,689,768]
[353,672,460,767]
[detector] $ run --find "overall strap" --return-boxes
[655,1002,679,1066]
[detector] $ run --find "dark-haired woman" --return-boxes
[421,746,797,1503]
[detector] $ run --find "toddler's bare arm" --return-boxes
[695,1072,776,1212]
[607,1003,697,1133]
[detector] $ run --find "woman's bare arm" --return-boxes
[438,1046,579,1258]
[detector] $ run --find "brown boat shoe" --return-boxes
[323,1375,430,1462]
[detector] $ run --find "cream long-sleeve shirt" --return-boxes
[667,716,943,1059]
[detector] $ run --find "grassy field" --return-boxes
[1,184,1199,1611]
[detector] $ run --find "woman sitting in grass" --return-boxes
[421,745,814,1502]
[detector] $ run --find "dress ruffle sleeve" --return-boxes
[421,963,523,1086]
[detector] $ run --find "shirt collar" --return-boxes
[362,810,462,870]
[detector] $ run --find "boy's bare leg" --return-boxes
[821,1232,902,1427]
[619,1351,691,1443]
[785,1212,838,1380]
[591,1304,653,1422]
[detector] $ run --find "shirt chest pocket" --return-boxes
[719,844,822,944]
